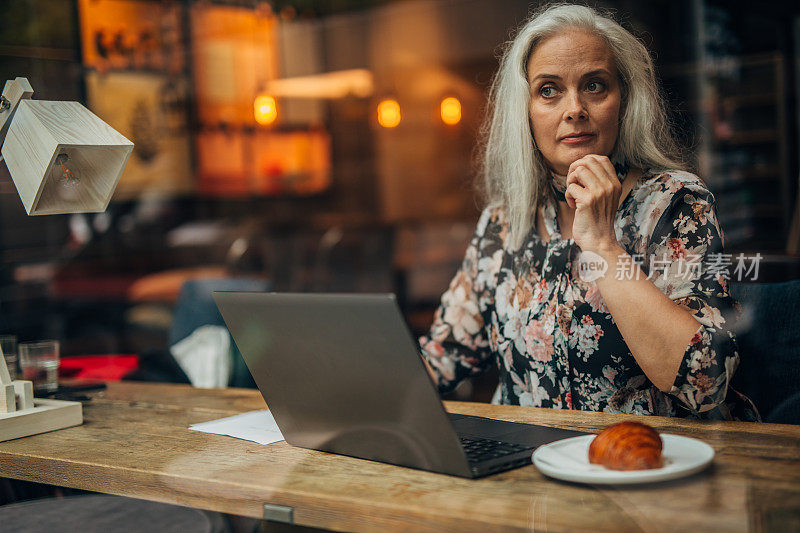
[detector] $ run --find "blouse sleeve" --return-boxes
[418,207,502,394]
[645,184,742,416]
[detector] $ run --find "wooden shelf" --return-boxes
[660,52,783,77]
[722,93,778,107]
[682,93,778,110]
[0,45,78,62]
[715,130,777,145]
[740,166,780,179]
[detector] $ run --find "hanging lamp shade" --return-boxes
[0,80,133,215]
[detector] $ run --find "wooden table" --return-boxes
[0,382,798,532]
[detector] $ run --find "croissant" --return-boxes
[588,421,664,470]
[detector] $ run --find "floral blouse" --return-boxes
[420,168,760,421]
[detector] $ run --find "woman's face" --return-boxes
[526,29,622,176]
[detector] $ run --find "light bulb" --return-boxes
[377,99,401,128]
[440,97,462,125]
[50,153,82,189]
[254,95,278,125]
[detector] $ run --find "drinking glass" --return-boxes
[19,340,60,393]
[0,335,18,380]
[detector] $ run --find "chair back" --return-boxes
[170,277,271,388]
[730,281,800,423]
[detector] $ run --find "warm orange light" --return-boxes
[440,96,461,125]
[254,95,278,125]
[377,99,401,128]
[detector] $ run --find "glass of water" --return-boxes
[19,340,60,394]
[0,335,18,380]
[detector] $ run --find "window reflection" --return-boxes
[0,1,796,400]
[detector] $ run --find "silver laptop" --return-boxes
[213,292,585,478]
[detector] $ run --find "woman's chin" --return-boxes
[551,155,590,172]
[558,146,609,166]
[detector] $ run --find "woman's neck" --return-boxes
[549,170,568,204]
[550,170,567,188]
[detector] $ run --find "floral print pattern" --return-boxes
[420,168,760,421]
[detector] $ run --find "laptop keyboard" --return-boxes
[458,436,534,464]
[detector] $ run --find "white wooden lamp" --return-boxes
[0,77,133,442]
[0,77,133,215]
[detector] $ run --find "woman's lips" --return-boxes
[561,134,596,144]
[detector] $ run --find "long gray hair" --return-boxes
[479,3,685,250]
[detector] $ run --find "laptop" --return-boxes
[213,292,586,478]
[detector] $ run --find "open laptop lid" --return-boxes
[213,292,473,477]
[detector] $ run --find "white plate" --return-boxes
[532,434,714,484]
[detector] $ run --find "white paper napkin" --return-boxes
[189,410,284,445]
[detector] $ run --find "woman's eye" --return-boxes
[540,85,557,97]
[587,81,605,92]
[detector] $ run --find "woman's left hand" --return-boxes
[565,154,622,256]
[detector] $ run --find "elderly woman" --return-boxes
[419,4,759,421]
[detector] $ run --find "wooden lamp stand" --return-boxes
[0,348,82,443]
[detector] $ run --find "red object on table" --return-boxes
[59,355,139,381]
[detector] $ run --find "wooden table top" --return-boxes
[0,382,798,532]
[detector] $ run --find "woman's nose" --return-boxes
[563,91,588,120]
